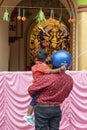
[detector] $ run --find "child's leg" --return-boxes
[24,92,39,126]
[27,105,33,115]
[27,92,39,115]
[24,105,35,126]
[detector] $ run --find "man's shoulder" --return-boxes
[64,73,73,83]
[65,72,73,79]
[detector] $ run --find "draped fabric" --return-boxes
[0,71,87,130]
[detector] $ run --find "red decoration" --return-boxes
[42,41,48,47]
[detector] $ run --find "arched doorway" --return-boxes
[8,0,77,71]
[26,0,76,70]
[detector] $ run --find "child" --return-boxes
[24,49,66,125]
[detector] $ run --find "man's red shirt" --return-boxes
[28,72,73,105]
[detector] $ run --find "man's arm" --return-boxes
[62,75,73,100]
[28,74,54,97]
[50,65,66,74]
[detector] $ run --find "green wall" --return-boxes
[77,0,87,6]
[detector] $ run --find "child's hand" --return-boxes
[60,65,66,72]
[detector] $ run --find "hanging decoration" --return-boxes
[22,8,27,21]
[50,9,54,18]
[2,7,10,22]
[59,8,62,24]
[59,16,62,23]
[35,8,46,23]
[48,9,56,23]
[68,10,75,23]
[17,8,21,21]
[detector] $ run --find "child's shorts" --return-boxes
[30,92,39,106]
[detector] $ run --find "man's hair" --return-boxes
[36,49,48,62]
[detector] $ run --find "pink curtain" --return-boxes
[0,71,87,130]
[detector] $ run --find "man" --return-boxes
[24,49,65,126]
[28,65,73,130]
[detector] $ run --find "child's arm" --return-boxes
[49,65,66,74]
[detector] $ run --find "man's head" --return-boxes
[35,49,48,62]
